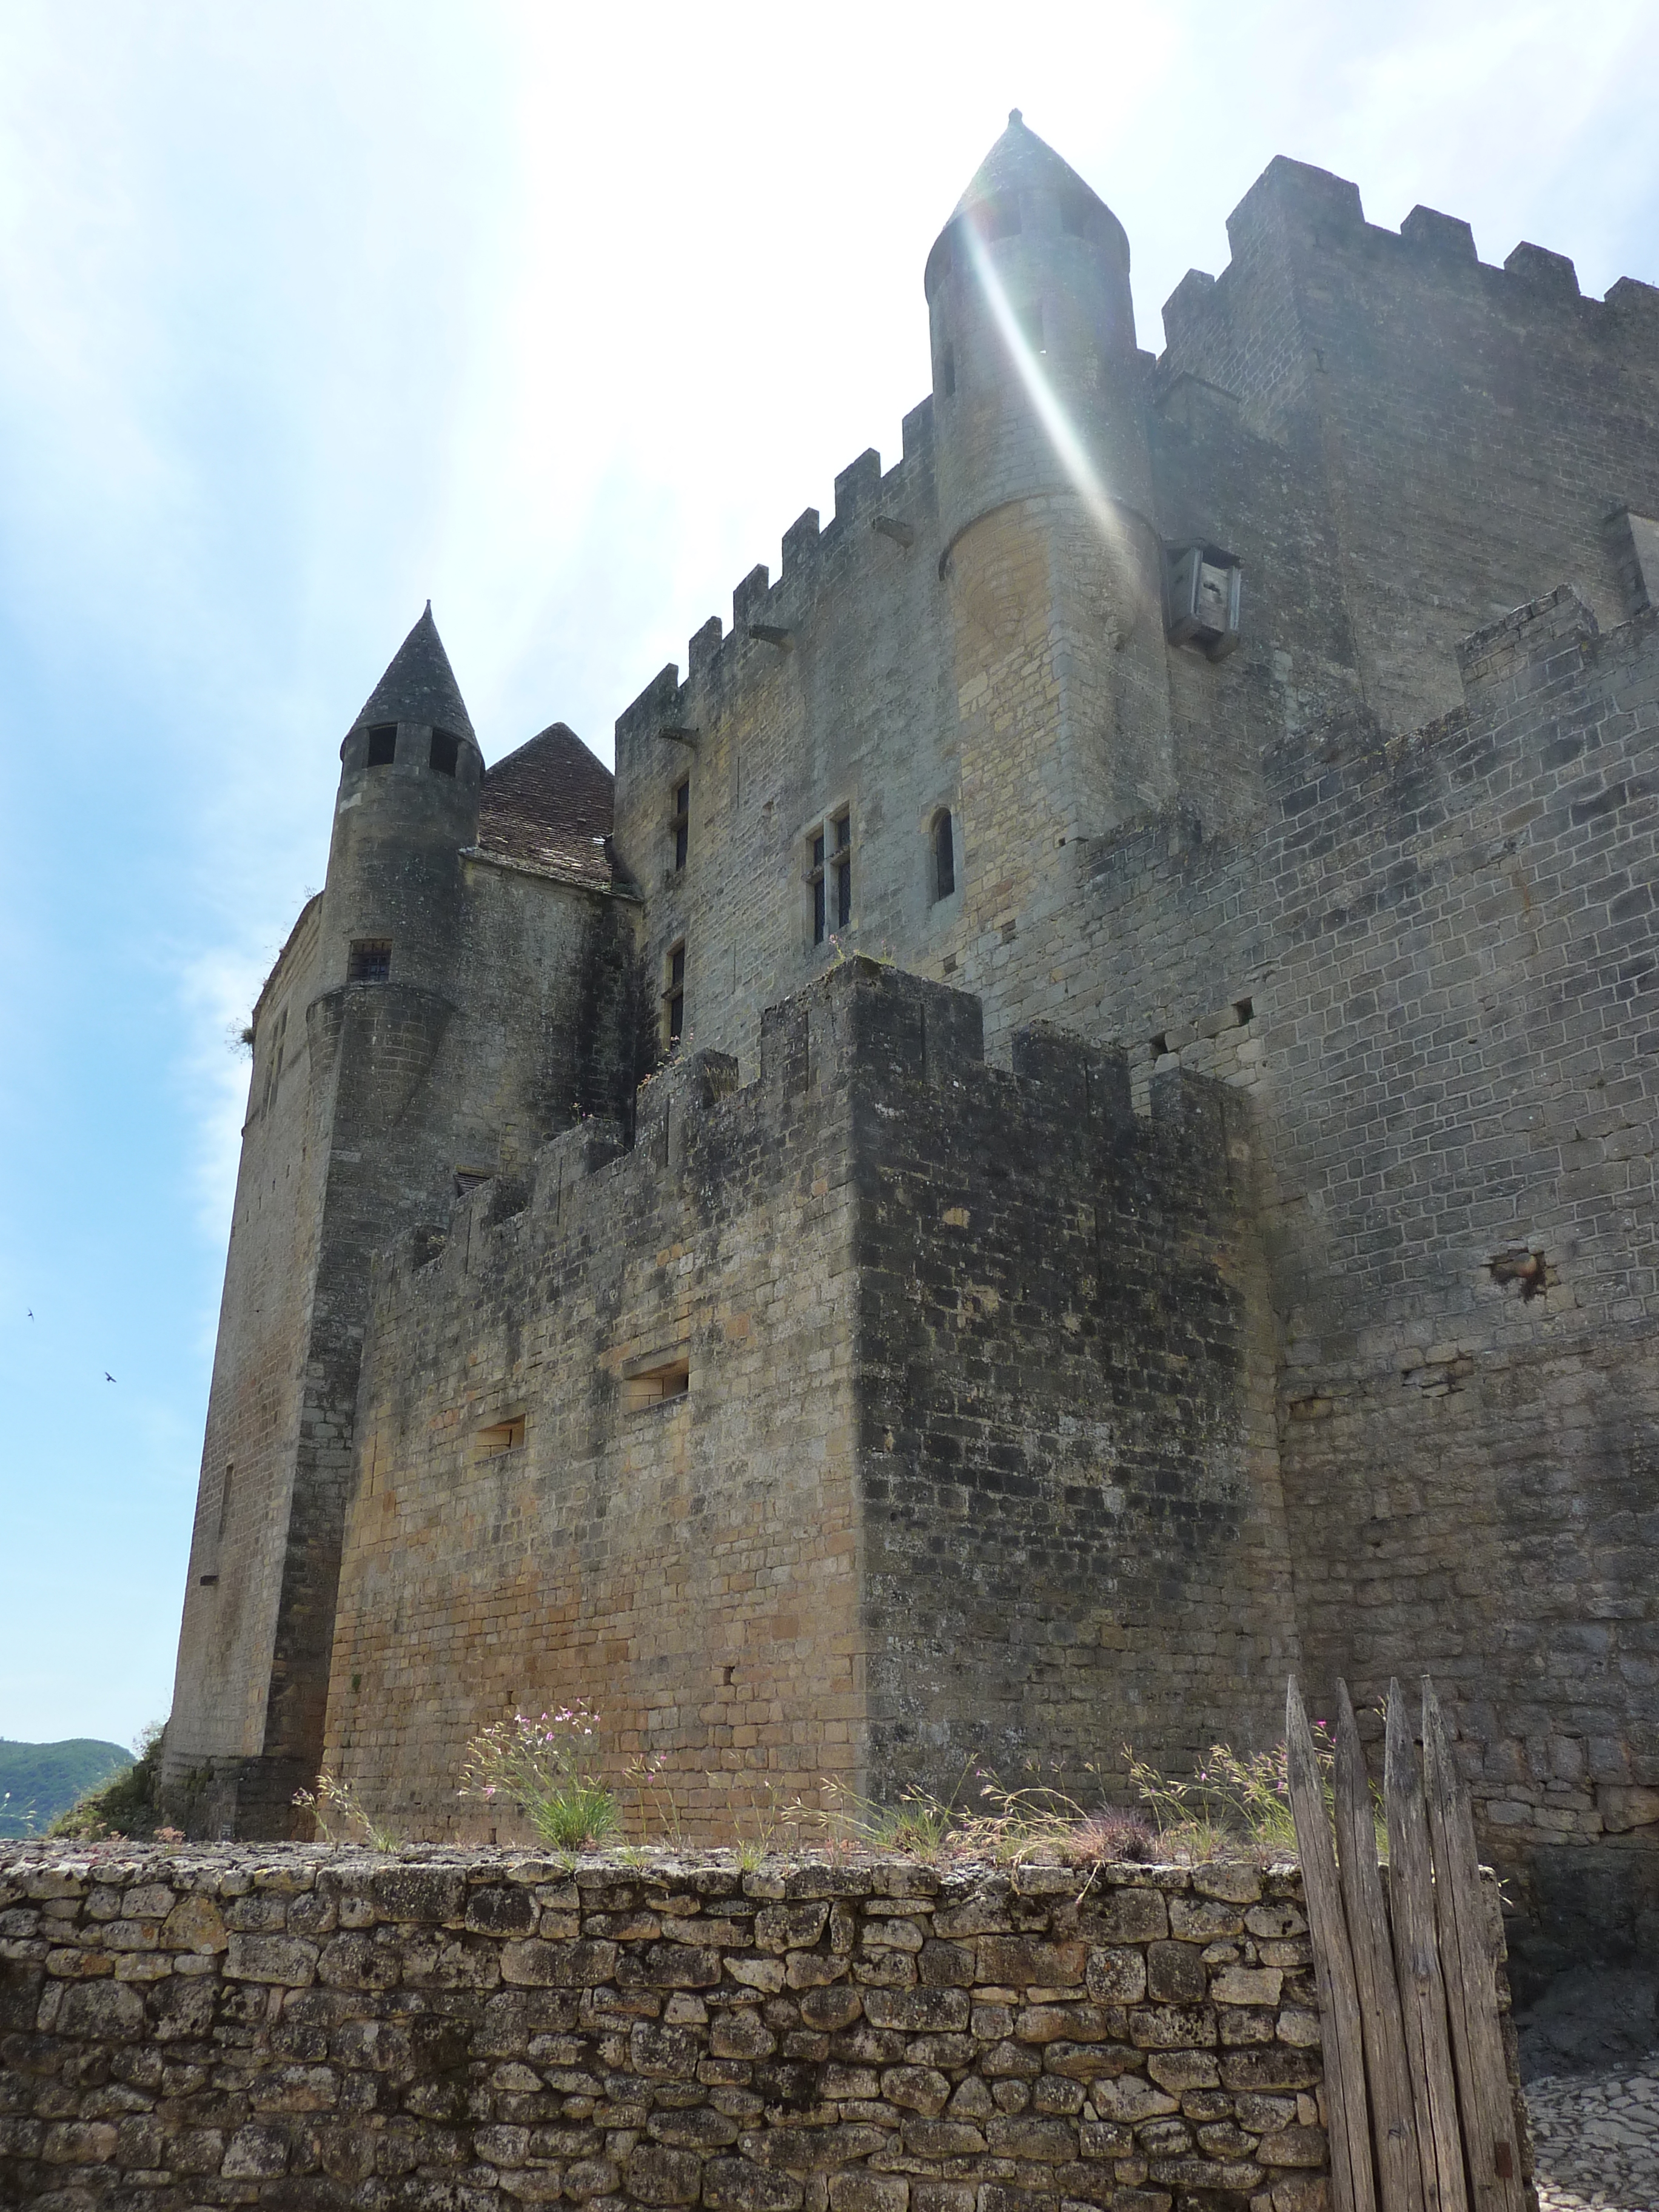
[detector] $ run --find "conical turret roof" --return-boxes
[950,110,1127,260]
[352,603,477,745]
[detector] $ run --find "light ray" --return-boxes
[960,220,1139,572]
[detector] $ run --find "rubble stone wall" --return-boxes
[0,1847,1364,2212]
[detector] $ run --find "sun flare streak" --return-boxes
[960,223,1138,571]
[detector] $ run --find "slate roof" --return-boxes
[354,603,477,743]
[476,721,617,891]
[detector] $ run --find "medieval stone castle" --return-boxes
[164,116,1659,1939]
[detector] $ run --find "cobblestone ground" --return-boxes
[1528,2063,1659,2211]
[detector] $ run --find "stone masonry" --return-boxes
[162,115,1659,1974]
[0,1842,1529,2212]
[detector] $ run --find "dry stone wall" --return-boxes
[0,1846,1371,2212]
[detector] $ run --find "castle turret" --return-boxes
[926,114,1172,907]
[925,109,1153,552]
[320,603,483,997]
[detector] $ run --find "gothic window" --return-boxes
[671,777,689,872]
[366,725,397,767]
[349,940,392,984]
[932,809,956,902]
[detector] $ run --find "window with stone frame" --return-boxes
[671,776,689,872]
[806,808,853,946]
[931,808,957,902]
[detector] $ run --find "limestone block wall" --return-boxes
[1157,156,1659,741]
[164,829,633,1839]
[166,896,332,1809]
[0,1844,1389,2212]
[322,987,864,1839]
[611,415,958,1087]
[319,961,1293,1842]
[840,979,1296,1803]
[968,592,1659,1888]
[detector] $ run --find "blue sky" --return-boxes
[1,0,1654,1754]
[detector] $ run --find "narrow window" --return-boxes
[366,724,397,767]
[672,777,689,871]
[941,345,956,398]
[666,941,685,1047]
[217,1461,234,1540]
[833,811,852,930]
[933,810,956,902]
[625,1355,691,1411]
[1060,197,1090,238]
[809,830,827,945]
[429,728,460,777]
[349,939,392,984]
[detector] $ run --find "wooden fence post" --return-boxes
[1384,1679,1469,2212]
[1287,1675,1378,2212]
[1421,1678,1524,2212]
[1334,1679,1424,2212]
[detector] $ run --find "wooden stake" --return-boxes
[1384,1679,1469,2212]
[1335,1680,1424,2212]
[1287,1674,1378,2212]
[1421,1678,1524,2212]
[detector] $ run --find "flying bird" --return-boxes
[104,1372,116,1382]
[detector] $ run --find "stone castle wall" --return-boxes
[165,842,632,1839]
[317,960,1293,1839]
[968,591,1659,1900]
[1,1843,1429,2212]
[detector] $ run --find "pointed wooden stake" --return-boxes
[1287,1675,1377,2212]
[1335,1680,1424,2212]
[1421,1678,1524,2212]
[1385,1678,1469,2212]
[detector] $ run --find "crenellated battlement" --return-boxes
[369,957,1242,1326]
[1158,153,1659,377]
[614,400,937,759]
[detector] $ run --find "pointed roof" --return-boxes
[948,110,1128,263]
[475,722,617,891]
[352,602,477,744]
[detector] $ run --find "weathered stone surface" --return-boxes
[0,1843,1530,2212]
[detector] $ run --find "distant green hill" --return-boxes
[0,1738,132,1837]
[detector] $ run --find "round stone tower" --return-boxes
[925,109,1155,555]
[926,113,1171,873]
[318,602,484,996]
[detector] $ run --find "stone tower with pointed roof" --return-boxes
[164,611,645,1835]
[167,116,1659,1958]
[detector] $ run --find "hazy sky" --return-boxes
[1,0,1654,1755]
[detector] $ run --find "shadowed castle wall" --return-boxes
[165,830,638,1838]
[967,590,1659,1892]
[167,899,330,1808]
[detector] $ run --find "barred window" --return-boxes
[349,940,392,984]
